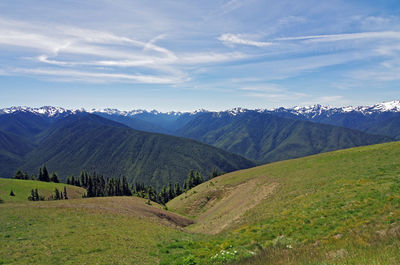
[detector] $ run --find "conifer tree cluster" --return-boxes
[134,169,205,205]
[28,189,44,201]
[49,187,68,200]
[67,170,132,197]
[14,165,60,183]
[66,168,208,204]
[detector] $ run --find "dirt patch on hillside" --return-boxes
[34,196,194,228]
[192,179,279,234]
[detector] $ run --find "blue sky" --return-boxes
[0,0,399,111]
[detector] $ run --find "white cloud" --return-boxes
[0,17,250,84]
[276,31,400,42]
[218,33,273,47]
[10,68,186,84]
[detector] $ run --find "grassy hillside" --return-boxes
[167,141,400,264]
[176,112,392,163]
[0,178,86,202]
[0,196,195,265]
[2,142,400,264]
[20,114,255,188]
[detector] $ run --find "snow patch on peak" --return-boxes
[0,106,74,117]
[370,100,400,112]
[227,107,248,116]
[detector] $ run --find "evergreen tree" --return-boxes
[38,167,43,181]
[14,169,24,179]
[34,189,39,201]
[122,176,132,196]
[167,182,175,201]
[63,186,68,200]
[28,189,35,201]
[211,167,219,179]
[54,188,60,200]
[42,165,50,182]
[174,183,182,197]
[50,172,60,183]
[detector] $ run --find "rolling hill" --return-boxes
[175,111,392,163]
[1,142,400,264]
[0,178,86,202]
[166,141,400,264]
[19,114,255,188]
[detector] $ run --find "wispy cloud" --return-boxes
[10,68,185,84]
[0,17,250,84]
[276,31,400,42]
[218,33,273,47]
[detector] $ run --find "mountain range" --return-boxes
[2,100,399,138]
[0,100,398,186]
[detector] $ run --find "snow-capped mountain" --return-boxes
[0,106,76,118]
[268,100,400,119]
[1,100,399,119]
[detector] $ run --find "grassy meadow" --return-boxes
[0,197,196,265]
[1,142,400,264]
[167,141,400,264]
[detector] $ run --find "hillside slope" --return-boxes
[167,141,400,263]
[0,178,86,202]
[20,114,255,187]
[176,111,392,163]
[0,111,53,139]
[0,131,36,177]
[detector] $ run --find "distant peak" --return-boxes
[1,100,399,118]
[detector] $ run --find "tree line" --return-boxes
[14,165,222,204]
[66,168,221,204]
[14,165,60,183]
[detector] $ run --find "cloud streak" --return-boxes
[218,33,273,47]
[276,31,400,42]
[0,17,248,84]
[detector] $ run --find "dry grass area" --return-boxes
[169,176,279,234]
[11,196,194,228]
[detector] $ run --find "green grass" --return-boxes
[0,197,196,265]
[2,142,400,264]
[0,178,86,202]
[166,141,400,264]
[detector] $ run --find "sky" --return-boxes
[0,0,400,111]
